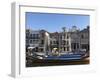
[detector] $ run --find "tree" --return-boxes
[62,27,66,32]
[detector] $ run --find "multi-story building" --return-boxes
[79,26,89,51]
[69,26,80,52]
[49,32,59,52]
[26,29,41,52]
[26,29,50,53]
[70,26,89,52]
[59,27,72,53]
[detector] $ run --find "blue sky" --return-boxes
[26,12,90,32]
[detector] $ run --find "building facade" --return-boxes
[79,26,89,51]
[26,26,89,54]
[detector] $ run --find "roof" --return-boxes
[80,27,89,33]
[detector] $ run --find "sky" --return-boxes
[26,12,90,32]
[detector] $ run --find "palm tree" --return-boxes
[62,27,66,32]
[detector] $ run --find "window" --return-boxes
[36,34,38,37]
[77,43,79,49]
[30,40,32,43]
[26,33,29,37]
[41,49,43,52]
[34,34,39,39]
[56,41,58,44]
[41,40,44,44]
[81,34,84,39]
[53,41,55,44]
[67,47,69,51]
[67,41,69,45]
[26,40,29,44]
[82,44,87,49]
[35,40,38,43]
[60,36,62,39]
[30,34,32,37]
[67,35,69,39]
[64,47,66,51]
[73,43,76,49]
[63,40,66,45]
[33,40,35,43]
[50,41,52,44]
[32,34,35,39]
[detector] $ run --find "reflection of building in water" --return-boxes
[26,26,89,53]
